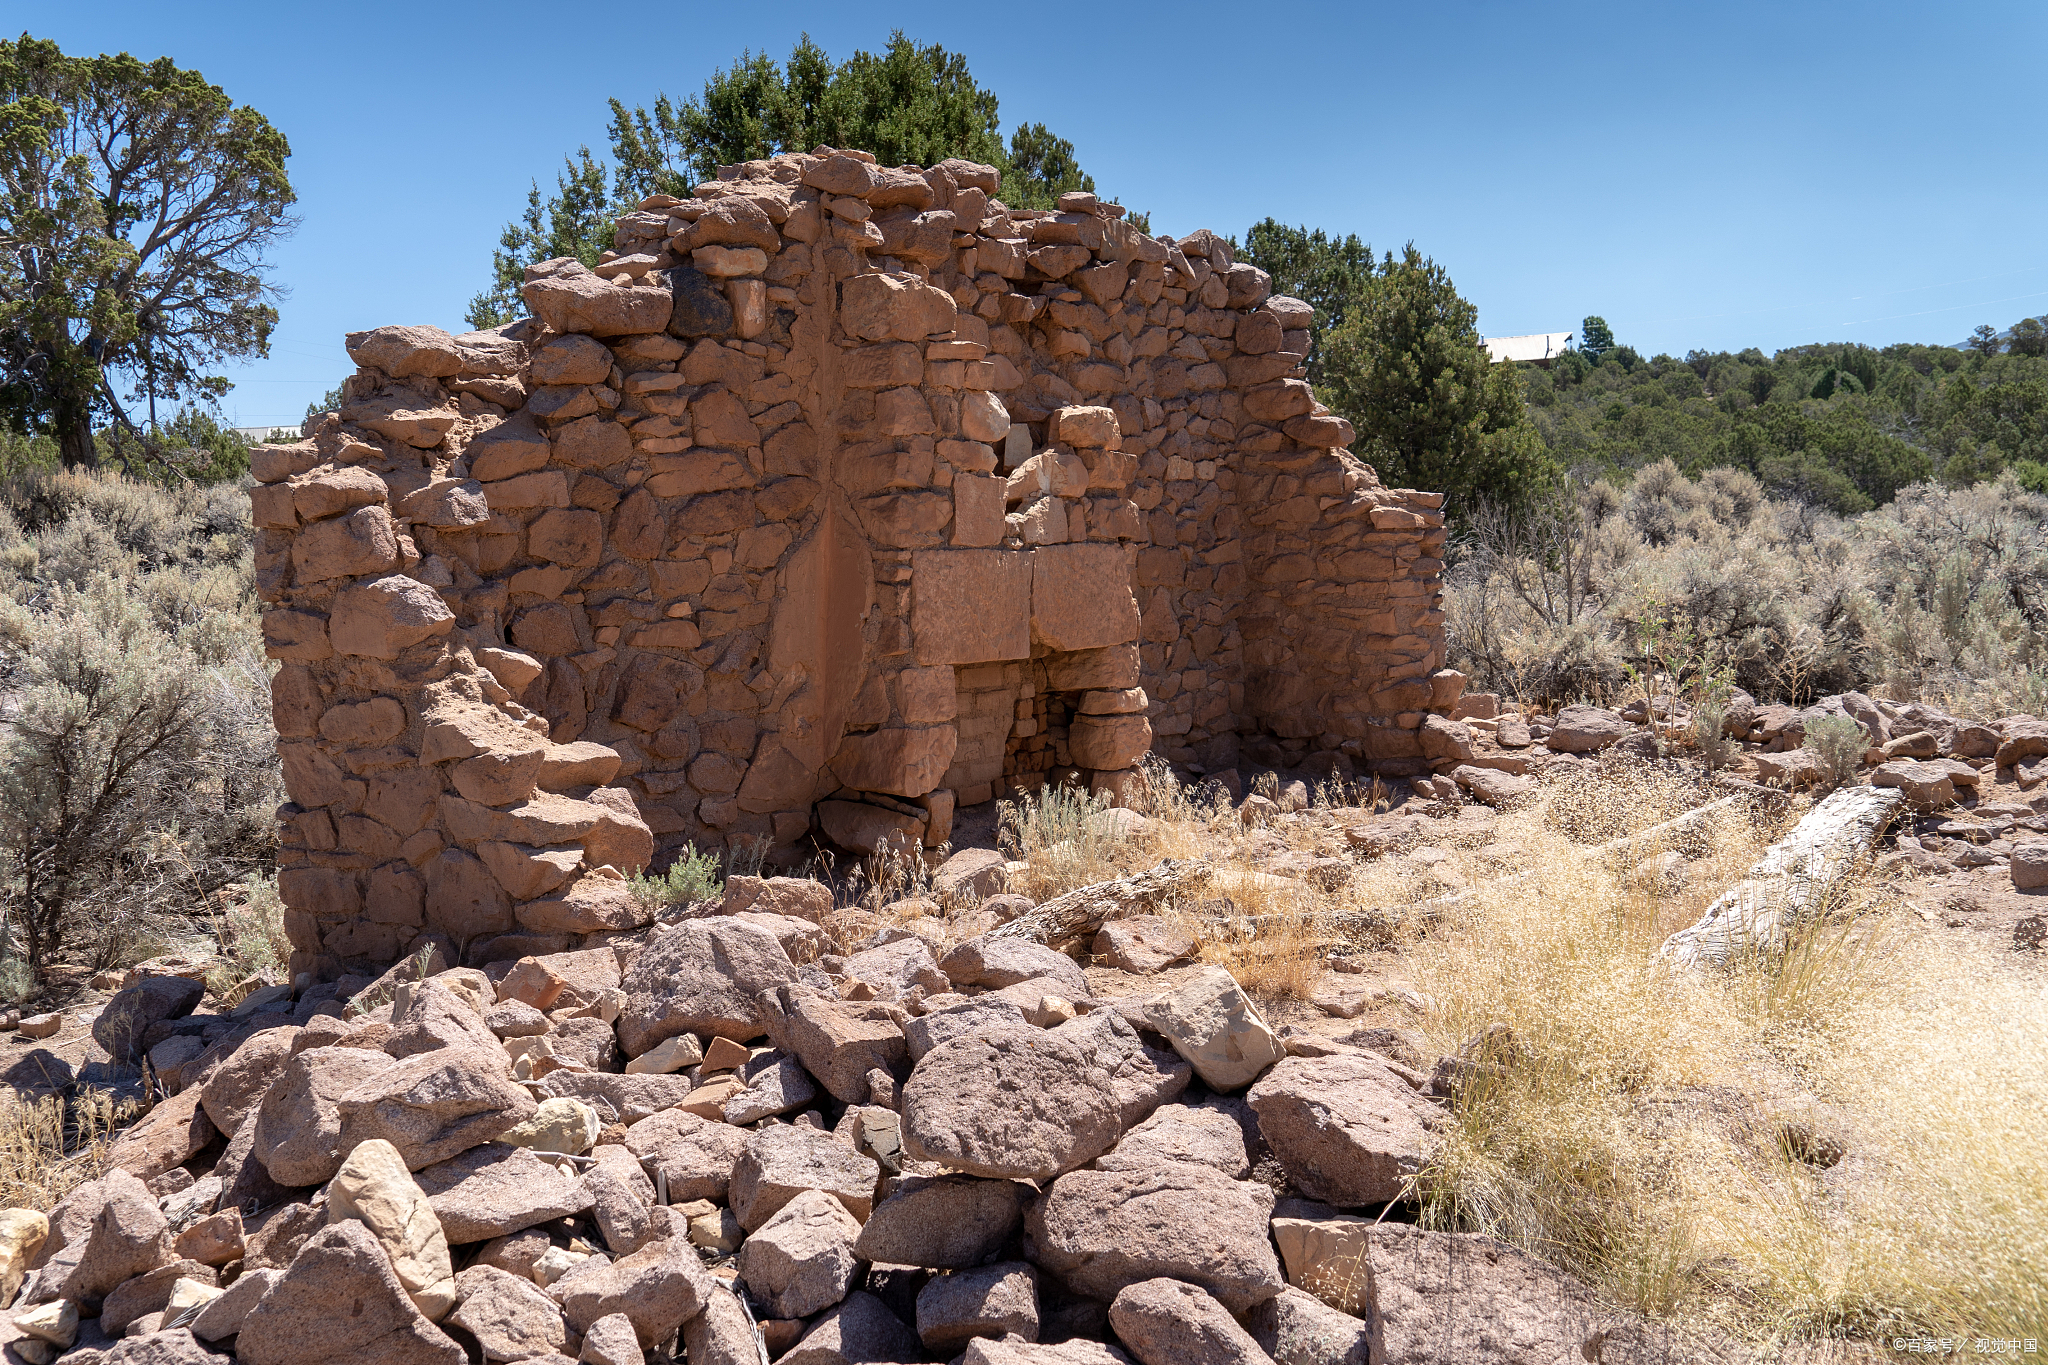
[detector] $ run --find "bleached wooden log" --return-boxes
[1655,785,1902,970]
[987,857,1215,947]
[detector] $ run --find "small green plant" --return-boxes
[998,782,1136,901]
[1804,714,1869,791]
[205,873,292,1000]
[630,844,723,912]
[0,955,34,1007]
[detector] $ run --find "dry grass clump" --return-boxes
[203,872,294,1000]
[1405,766,2046,1344]
[0,1093,120,1213]
[999,783,1152,902]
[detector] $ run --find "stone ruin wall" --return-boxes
[252,147,1452,981]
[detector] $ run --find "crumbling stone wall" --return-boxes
[253,147,1449,979]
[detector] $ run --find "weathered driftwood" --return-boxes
[988,857,1214,947]
[1655,784,1902,970]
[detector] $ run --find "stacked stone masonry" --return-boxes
[254,148,1451,979]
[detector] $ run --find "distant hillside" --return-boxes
[1520,315,2048,513]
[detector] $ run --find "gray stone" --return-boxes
[1096,1101,1250,1177]
[235,1222,465,1365]
[39,1170,171,1308]
[336,1046,536,1170]
[621,1109,748,1203]
[1245,1054,1439,1208]
[190,1266,283,1342]
[384,981,499,1059]
[916,1261,1039,1352]
[679,1285,755,1365]
[617,919,797,1055]
[723,1051,820,1124]
[964,1341,1130,1365]
[779,1291,919,1365]
[1108,1278,1272,1365]
[729,1123,879,1231]
[903,1030,1120,1179]
[839,939,948,1002]
[199,1026,301,1138]
[450,1264,569,1362]
[578,1312,644,1365]
[853,1173,1024,1270]
[1138,967,1282,1093]
[903,996,1030,1062]
[253,1047,400,1185]
[734,1188,861,1318]
[533,1072,695,1126]
[552,1236,714,1347]
[1244,1287,1367,1365]
[1025,1163,1284,1314]
[758,984,908,1104]
[414,1143,593,1245]
[94,978,205,1063]
[1052,1009,1189,1129]
[939,937,1088,1000]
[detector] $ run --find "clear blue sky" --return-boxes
[29,0,2048,429]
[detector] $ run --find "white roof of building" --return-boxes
[1484,332,1574,363]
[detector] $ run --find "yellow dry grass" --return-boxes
[1399,768,2046,1345]
[0,1092,118,1213]
[999,762,2044,1344]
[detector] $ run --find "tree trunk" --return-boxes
[49,358,100,470]
[57,422,99,471]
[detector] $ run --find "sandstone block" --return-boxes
[1032,543,1140,652]
[1546,704,1631,753]
[523,267,670,336]
[1246,1054,1439,1208]
[1026,1163,1283,1314]
[913,548,1032,665]
[331,575,457,659]
[917,1262,1039,1352]
[819,799,926,856]
[736,1188,862,1318]
[842,273,958,342]
[1139,966,1283,1092]
[829,725,958,798]
[1108,1278,1271,1365]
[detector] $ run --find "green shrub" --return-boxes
[1804,714,1869,791]
[0,471,276,972]
[631,845,724,912]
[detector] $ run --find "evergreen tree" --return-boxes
[1580,315,1615,358]
[468,33,1102,328]
[1319,245,1557,518]
[0,36,295,470]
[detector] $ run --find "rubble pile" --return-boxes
[0,875,1716,1365]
